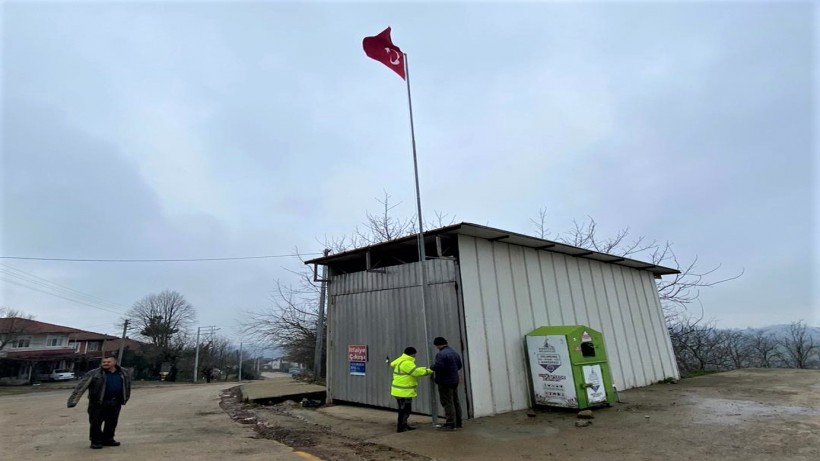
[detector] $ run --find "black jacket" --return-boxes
[431,346,463,386]
[67,365,131,408]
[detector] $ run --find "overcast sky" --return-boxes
[2,1,817,343]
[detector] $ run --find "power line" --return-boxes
[0,263,128,315]
[0,264,129,311]
[1,278,125,316]
[0,253,322,263]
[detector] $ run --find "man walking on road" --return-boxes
[67,356,131,449]
[431,337,463,430]
[389,346,433,433]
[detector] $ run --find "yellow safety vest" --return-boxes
[390,353,432,398]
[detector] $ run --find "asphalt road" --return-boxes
[0,381,307,461]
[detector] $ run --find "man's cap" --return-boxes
[404,346,417,355]
[433,337,448,346]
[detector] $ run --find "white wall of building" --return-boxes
[458,235,679,418]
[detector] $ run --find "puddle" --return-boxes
[689,397,814,425]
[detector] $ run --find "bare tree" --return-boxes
[243,276,321,368]
[747,330,779,368]
[426,211,457,230]
[681,324,725,372]
[717,330,752,369]
[561,217,655,256]
[323,191,455,253]
[199,335,233,381]
[0,307,34,351]
[668,313,718,373]
[354,191,416,245]
[648,244,744,316]
[530,207,550,239]
[779,320,818,369]
[126,290,196,380]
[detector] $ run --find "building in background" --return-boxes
[0,318,133,384]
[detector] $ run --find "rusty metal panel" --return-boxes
[327,259,468,416]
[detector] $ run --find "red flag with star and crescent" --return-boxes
[362,27,405,80]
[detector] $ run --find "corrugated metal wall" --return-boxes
[458,235,679,418]
[327,258,469,416]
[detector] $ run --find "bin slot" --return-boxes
[581,342,596,357]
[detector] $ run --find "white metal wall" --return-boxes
[458,235,679,418]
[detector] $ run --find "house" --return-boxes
[0,318,120,384]
[264,357,306,371]
[265,357,284,370]
[306,222,681,418]
[101,337,144,356]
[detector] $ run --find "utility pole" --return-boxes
[117,319,130,364]
[238,342,243,382]
[193,326,217,383]
[313,248,330,380]
[194,327,201,383]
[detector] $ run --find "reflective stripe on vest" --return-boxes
[393,362,422,377]
[391,360,420,397]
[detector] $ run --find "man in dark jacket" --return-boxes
[67,356,131,449]
[430,337,463,430]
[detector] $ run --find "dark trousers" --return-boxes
[88,401,122,443]
[437,384,462,427]
[395,397,412,431]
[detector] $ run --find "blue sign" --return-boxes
[349,361,366,376]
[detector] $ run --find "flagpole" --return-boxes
[403,52,438,426]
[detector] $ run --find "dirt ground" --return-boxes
[0,381,305,461]
[222,385,429,461]
[2,369,817,460]
[227,369,820,461]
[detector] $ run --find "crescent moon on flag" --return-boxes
[385,48,401,66]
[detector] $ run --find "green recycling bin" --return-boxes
[525,325,616,409]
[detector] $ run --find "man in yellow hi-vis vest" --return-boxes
[389,346,433,433]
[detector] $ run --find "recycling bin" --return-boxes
[525,325,616,409]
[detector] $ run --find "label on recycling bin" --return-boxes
[527,335,577,408]
[583,364,607,404]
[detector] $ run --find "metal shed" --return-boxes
[306,222,680,419]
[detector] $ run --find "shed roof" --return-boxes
[305,222,680,277]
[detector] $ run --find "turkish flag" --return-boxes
[362,27,406,80]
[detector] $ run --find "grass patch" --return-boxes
[0,386,36,397]
[682,370,721,378]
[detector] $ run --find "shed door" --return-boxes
[327,259,470,417]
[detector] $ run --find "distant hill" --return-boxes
[742,324,820,341]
